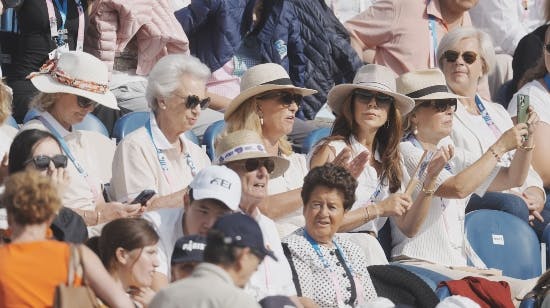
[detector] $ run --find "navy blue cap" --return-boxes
[171,235,206,264]
[212,213,277,261]
[259,296,297,308]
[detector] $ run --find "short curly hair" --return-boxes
[2,170,61,225]
[301,164,357,211]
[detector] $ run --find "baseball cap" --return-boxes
[259,296,297,308]
[189,165,241,211]
[171,235,206,264]
[212,213,277,261]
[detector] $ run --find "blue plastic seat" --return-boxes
[6,115,18,129]
[301,127,331,154]
[201,120,225,161]
[465,209,542,279]
[23,108,109,137]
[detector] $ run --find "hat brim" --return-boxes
[412,92,466,101]
[327,84,415,116]
[221,152,290,179]
[224,84,317,120]
[30,74,119,110]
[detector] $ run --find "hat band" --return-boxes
[406,85,449,99]
[218,143,267,163]
[260,78,293,86]
[26,59,108,94]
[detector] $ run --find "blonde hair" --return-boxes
[224,97,293,155]
[30,92,61,112]
[0,82,12,124]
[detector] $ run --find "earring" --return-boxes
[260,116,264,126]
[385,119,390,128]
[413,125,418,135]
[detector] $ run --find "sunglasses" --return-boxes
[353,89,395,106]
[77,96,98,109]
[24,154,68,170]
[442,50,478,65]
[544,43,550,54]
[242,158,276,174]
[256,91,303,108]
[174,94,211,110]
[418,99,457,112]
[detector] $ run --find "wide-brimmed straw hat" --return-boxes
[396,69,464,103]
[327,64,415,116]
[27,51,118,109]
[215,130,290,178]
[224,63,317,120]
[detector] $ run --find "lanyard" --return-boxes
[543,73,550,90]
[428,15,438,68]
[145,119,198,192]
[45,0,85,50]
[474,95,502,139]
[38,116,100,200]
[404,133,451,172]
[303,231,365,307]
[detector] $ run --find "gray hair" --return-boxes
[146,54,211,112]
[437,26,496,76]
[30,93,61,112]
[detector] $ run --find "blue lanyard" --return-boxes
[304,231,355,274]
[404,133,451,172]
[474,95,502,138]
[52,0,68,30]
[428,16,438,67]
[543,73,550,90]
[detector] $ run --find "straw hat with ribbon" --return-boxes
[396,68,464,103]
[327,64,415,116]
[224,63,317,120]
[215,130,290,178]
[26,51,118,109]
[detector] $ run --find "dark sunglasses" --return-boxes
[24,154,68,170]
[442,50,478,65]
[544,43,550,54]
[185,95,211,110]
[353,89,395,106]
[243,158,276,174]
[256,91,303,108]
[77,96,98,109]
[418,99,457,112]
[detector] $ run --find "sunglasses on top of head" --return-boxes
[256,91,303,108]
[77,96,98,109]
[441,50,478,65]
[240,158,276,174]
[24,154,68,171]
[353,89,395,106]
[419,99,457,112]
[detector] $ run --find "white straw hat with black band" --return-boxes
[396,69,465,102]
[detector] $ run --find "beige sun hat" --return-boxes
[27,51,118,109]
[327,64,415,117]
[224,63,317,120]
[396,68,464,103]
[215,130,290,178]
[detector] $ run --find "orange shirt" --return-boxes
[0,240,79,308]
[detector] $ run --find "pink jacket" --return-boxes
[85,0,189,76]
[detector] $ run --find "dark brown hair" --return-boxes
[301,163,358,211]
[519,28,550,89]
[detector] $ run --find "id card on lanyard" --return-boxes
[45,0,85,57]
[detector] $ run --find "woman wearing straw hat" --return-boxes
[22,51,141,228]
[395,68,538,304]
[224,63,317,237]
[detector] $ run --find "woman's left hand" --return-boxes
[49,167,70,194]
[426,145,454,181]
[129,286,155,308]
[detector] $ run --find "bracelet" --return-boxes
[488,147,501,162]
[519,144,535,151]
[96,210,101,225]
[363,206,370,224]
[422,186,436,196]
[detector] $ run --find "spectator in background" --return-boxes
[325,0,374,23]
[0,81,16,183]
[224,63,316,237]
[143,165,241,289]
[4,0,88,123]
[150,213,270,308]
[92,218,160,307]
[440,27,550,238]
[21,51,140,229]
[111,54,211,208]
[0,171,134,308]
[170,234,206,281]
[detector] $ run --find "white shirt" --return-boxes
[143,208,185,278]
[0,123,17,160]
[509,80,550,125]
[469,0,545,55]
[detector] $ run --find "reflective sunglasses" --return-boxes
[77,96,98,109]
[24,154,68,170]
[174,94,211,110]
[353,89,395,106]
[544,43,550,54]
[442,50,478,65]
[418,99,457,112]
[243,158,276,174]
[256,91,303,108]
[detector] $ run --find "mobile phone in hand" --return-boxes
[130,190,156,206]
[517,94,529,124]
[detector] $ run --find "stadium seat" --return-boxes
[23,108,109,137]
[465,209,542,279]
[201,120,225,161]
[542,224,550,269]
[7,115,18,129]
[301,127,331,154]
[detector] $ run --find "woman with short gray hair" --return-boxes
[111,54,212,210]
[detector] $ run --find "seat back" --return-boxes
[23,108,109,137]
[201,120,225,161]
[7,115,18,129]
[301,127,331,154]
[465,209,542,279]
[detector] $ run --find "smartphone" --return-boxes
[130,190,156,206]
[517,94,529,124]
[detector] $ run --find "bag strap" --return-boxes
[282,243,302,297]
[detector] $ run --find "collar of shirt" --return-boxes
[349,135,382,163]
[148,111,187,151]
[40,111,71,138]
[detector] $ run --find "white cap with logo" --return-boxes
[189,165,241,211]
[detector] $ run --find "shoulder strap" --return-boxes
[282,243,302,297]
